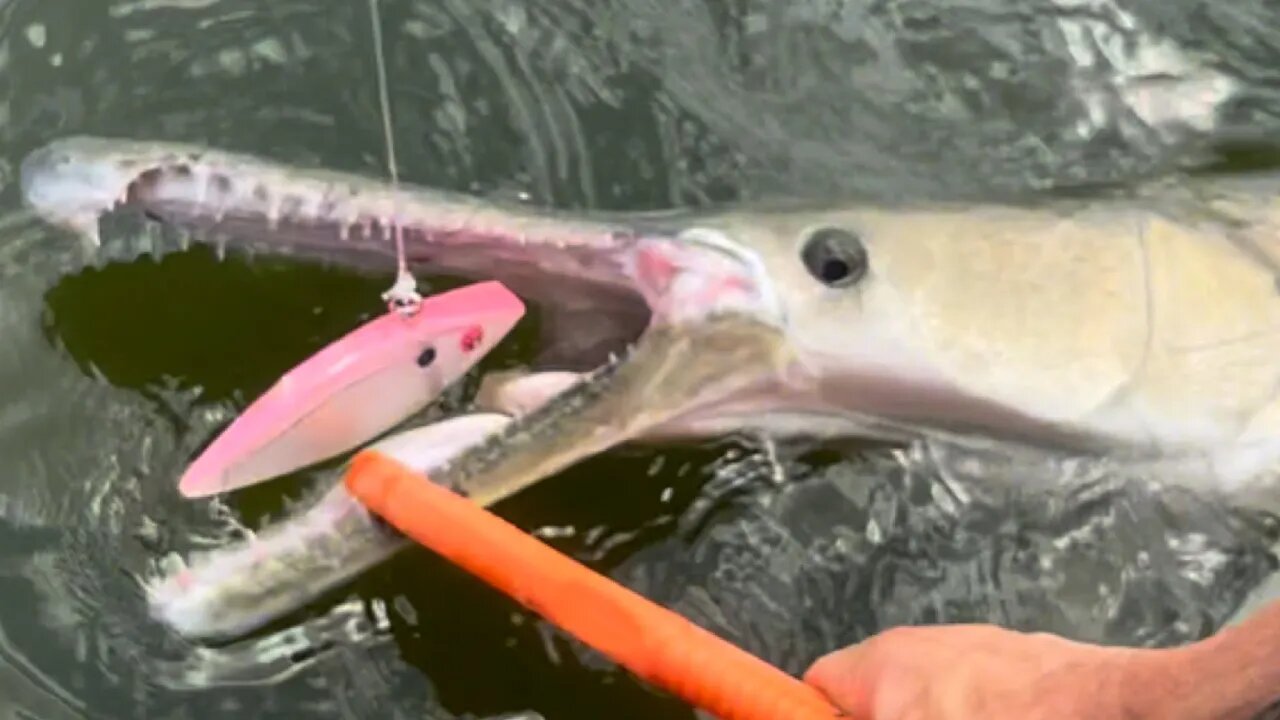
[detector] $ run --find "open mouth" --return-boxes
[19,134,801,640]
[21,135,784,370]
[21,135,794,503]
[33,133,1280,642]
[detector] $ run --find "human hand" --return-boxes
[802,624,1180,720]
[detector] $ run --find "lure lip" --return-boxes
[177,280,525,498]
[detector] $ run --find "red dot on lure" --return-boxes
[461,326,484,353]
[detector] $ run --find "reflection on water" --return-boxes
[0,0,1279,718]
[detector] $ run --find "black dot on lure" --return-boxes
[416,346,437,368]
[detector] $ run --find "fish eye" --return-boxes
[800,227,868,288]
[416,346,437,368]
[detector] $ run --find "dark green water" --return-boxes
[2,1,1280,719]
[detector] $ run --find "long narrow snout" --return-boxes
[19,135,677,369]
[148,413,515,640]
[20,135,650,292]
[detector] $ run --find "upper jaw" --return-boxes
[20,134,785,348]
[21,135,639,276]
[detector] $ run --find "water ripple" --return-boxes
[0,1,1278,718]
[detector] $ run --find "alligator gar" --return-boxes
[20,135,1280,635]
[22,136,1280,493]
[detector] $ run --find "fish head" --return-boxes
[685,203,1157,447]
[178,280,525,498]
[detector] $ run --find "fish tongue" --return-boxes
[431,314,791,508]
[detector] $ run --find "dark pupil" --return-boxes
[821,257,850,283]
[416,346,437,368]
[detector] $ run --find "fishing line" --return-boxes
[368,0,421,314]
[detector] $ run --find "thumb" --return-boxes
[803,645,880,719]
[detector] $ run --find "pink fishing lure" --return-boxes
[178,280,525,498]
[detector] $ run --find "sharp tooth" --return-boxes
[340,208,358,241]
[158,551,189,577]
[194,171,209,206]
[81,227,101,250]
[140,224,157,258]
[215,236,227,261]
[68,214,101,249]
[293,195,315,225]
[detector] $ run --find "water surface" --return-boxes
[2,1,1280,718]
